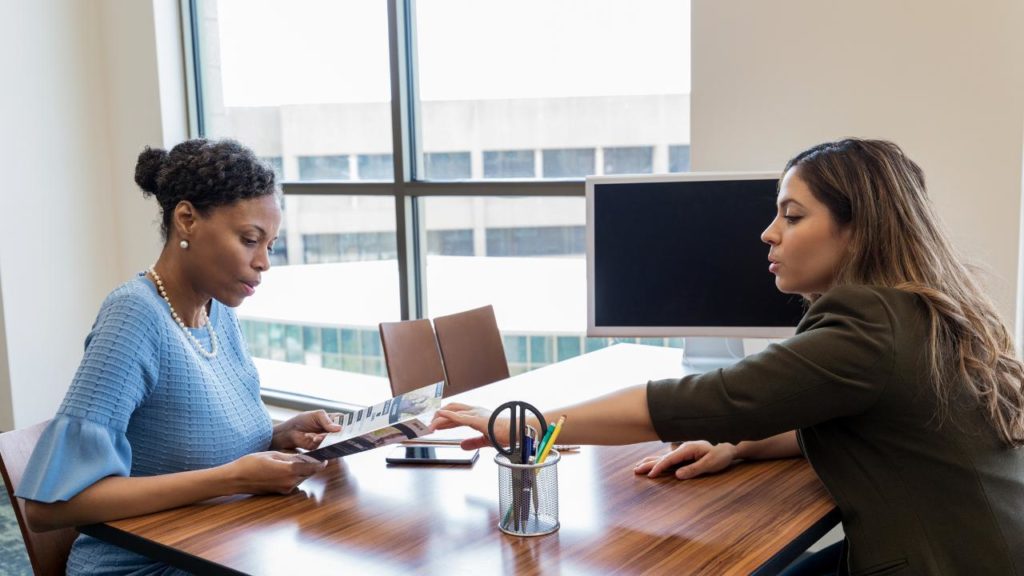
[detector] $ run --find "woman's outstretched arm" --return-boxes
[433,384,658,449]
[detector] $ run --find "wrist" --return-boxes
[215,460,245,495]
[733,440,757,459]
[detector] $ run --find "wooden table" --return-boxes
[81,344,839,575]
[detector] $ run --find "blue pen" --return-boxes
[521,427,535,526]
[523,428,534,464]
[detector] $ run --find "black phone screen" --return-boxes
[385,446,480,465]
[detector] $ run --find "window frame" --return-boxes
[181,0,583,325]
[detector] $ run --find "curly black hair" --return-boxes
[134,138,277,240]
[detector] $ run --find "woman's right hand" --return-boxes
[634,440,738,480]
[225,451,327,495]
[431,403,499,450]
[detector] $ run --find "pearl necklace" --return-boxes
[148,266,218,358]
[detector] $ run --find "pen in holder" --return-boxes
[495,449,560,537]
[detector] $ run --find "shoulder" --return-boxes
[801,285,920,331]
[92,276,165,337]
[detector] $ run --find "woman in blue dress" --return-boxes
[16,138,340,574]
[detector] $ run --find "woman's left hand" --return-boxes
[271,410,343,451]
[634,440,738,480]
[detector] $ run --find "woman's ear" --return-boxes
[172,201,199,240]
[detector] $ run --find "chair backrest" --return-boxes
[433,305,510,397]
[379,319,447,397]
[0,420,78,576]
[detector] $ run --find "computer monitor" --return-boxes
[586,172,805,339]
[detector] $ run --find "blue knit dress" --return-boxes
[16,274,273,575]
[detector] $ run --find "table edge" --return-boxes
[79,522,245,576]
[750,507,842,575]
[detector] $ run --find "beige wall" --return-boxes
[691,0,1024,334]
[0,0,175,429]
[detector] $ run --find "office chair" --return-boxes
[379,319,447,397]
[0,420,78,576]
[433,305,510,397]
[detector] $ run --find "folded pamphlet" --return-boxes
[303,381,445,461]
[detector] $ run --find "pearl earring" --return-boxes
[179,240,190,249]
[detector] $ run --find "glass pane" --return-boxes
[416,0,690,180]
[195,0,393,182]
[669,145,691,172]
[423,196,586,374]
[425,152,472,180]
[483,150,535,178]
[556,336,582,361]
[357,154,394,180]
[298,155,350,181]
[604,146,654,175]
[542,148,595,178]
[235,195,399,402]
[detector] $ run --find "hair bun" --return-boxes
[134,146,168,196]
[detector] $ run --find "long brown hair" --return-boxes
[786,139,1024,447]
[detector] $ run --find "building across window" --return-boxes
[483,149,535,178]
[543,148,595,178]
[486,226,585,257]
[302,232,397,263]
[424,152,472,180]
[260,156,284,182]
[298,155,350,181]
[357,154,394,180]
[603,146,653,175]
[427,229,474,256]
[669,144,691,172]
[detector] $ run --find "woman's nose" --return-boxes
[761,221,779,245]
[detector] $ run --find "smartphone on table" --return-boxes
[385,445,480,465]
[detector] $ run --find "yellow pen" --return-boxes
[536,415,566,464]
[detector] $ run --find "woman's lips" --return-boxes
[769,262,779,274]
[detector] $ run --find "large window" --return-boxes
[190,0,690,405]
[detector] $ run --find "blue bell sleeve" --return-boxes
[14,285,162,502]
[15,416,134,502]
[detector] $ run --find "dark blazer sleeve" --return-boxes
[646,285,897,443]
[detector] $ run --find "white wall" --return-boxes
[0,0,177,429]
[692,0,1024,332]
[0,1,118,429]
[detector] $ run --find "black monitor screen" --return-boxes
[589,176,806,336]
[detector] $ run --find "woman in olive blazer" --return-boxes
[434,139,1024,575]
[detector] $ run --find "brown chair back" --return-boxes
[433,305,510,397]
[0,420,78,576]
[379,319,447,397]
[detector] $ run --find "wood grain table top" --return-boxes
[81,345,839,575]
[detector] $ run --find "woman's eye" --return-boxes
[243,237,258,246]
[784,215,802,224]
[267,244,276,255]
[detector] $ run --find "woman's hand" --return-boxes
[270,409,342,451]
[226,451,327,494]
[431,403,498,450]
[634,440,738,480]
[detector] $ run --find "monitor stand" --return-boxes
[681,337,747,373]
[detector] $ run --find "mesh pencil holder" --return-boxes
[494,450,560,537]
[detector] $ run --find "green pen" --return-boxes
[534,423,556,462]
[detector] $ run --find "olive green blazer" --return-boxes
[647,285,1024,575]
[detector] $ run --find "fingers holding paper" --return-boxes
[431,403,499,450]
[270,409,344,451]
[228,451,327,494]
[634,440,738,480]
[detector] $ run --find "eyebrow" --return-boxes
[246,225,279,241]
